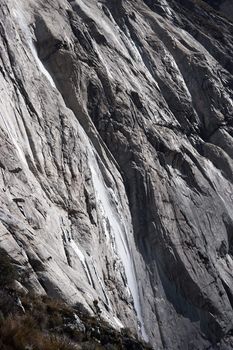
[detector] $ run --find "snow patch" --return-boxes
[69,239,94,288]
[13,9,56,88]
[0,111,27,165]
[62,226,94,288]
[92,258,111,308]
[78,126,148,341]
[113,316,124,329]
[30,45,56,88]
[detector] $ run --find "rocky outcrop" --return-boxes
[0,0,233,349]
[204,0,233,21]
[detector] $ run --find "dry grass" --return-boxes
[0,315,78,350]
[0,292,152,349]
[39,335,79,350]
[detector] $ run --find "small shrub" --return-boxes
[0,293,152,350]
[0,290,17,316]
[0,315,78,350]
[0,248,18,287]
[0,315,38,350]
[42,335,78,350]
[42,296,73,317]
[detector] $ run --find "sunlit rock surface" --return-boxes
[0,0,233,348]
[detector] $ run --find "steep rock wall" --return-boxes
[0,0,233,349]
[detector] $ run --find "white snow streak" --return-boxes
[13,9,56,88]
[12,6,147,339]
[30,45,56,88]
[0,111,27,165]
[113,316,124,329]
[79,127,148,341]
[69,239,94,287]
[62,225,93,287]
[91,258,111,308]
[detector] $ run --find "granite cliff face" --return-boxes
[204,0,233,21]
[0,0,233,349]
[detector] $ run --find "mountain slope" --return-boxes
[0,0,233,349]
